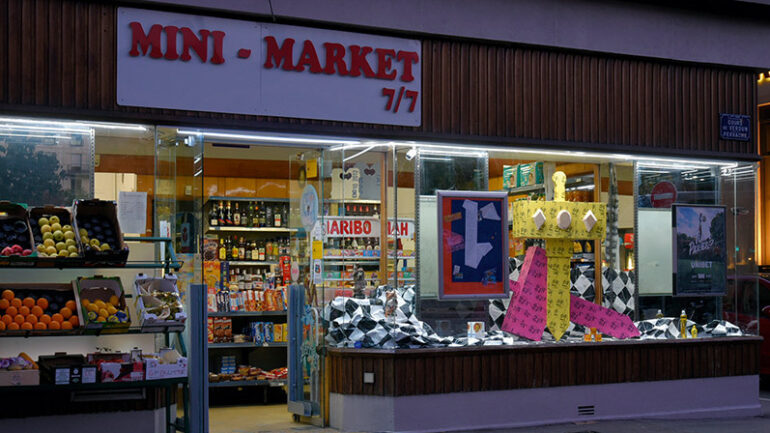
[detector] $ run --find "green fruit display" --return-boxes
[62,225,72,231]
[38,217,49,226]
[36,244,45,253]
[69,252,78,258]
[42,232,53,241]
[65,239,76,247]
[53,230,64,241]
[79,228,88,237]
[90,239,100,248]
[64,231,75,240]
[67,245,78,254]
[45,246,56,255]
[50,223,61,232]
[41,225,51,234]
[55,242,66,251]
[43,239,55,248]
[57,250,68,258]
[49,215,60,224]
[100,244,111,251]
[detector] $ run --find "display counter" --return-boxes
[328,337,762,432]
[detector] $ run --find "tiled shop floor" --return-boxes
[208,404,335,433]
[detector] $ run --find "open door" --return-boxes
[287,149,326,425]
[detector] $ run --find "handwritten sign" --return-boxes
[501,246,548,340]
[570,295,640,339]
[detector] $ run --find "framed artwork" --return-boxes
[437,190,509,299]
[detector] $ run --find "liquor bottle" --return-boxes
[225,237,232,260]
[251,240,258,261]
[240,203,247,226]
[266,239,274,261]
[247,202,255,227]
[266,203,273,228]
[225,201,233,226]
[218,201,226,225]
[233,203,241,226]
[238,237,246,259]
[281,205,288,227]
[274,204,282,227]
[209,203,218,227]
[258,201,266,227]
[231,236,240,260]
[218,237,227,261]
[259,241,266,261]
[273,238,280,258]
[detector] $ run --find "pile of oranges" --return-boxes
[0,289,80,332]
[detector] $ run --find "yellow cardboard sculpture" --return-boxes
[510,171,607,340]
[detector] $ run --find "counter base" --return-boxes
[331,375,760,432]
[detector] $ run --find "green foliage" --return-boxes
[0,141,66,204]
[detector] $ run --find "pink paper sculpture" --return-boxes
[501,247,548,341]
[570,295,641,339]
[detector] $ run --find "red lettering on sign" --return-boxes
[340,220,349,234]
[164,26,180,60]
[329,220,338,235]
[397,51,419,82]
[264,36,296,70]
[375,48,397,80]
[400,222,409,236]
[349,45,376,78]
[323,42,349,76]
[353,220,363,234]
[210,31,226,64]
[129,22,163,59]
[363,221,371,235]
[294,40,322,73]
[180,28,210,62]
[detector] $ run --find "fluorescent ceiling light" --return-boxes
[0,117,146,131]
[419,149,486,158]
[177,129,360,146]
[342,145,377,162]
[0,124,90,134]
[0,132,70,140]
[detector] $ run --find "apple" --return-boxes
[11,245,23,254]
[1,247,12,256]
[21,249,32,256]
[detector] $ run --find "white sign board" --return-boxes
[117,191,147,235]
[323,217,415,238]
[117,8,421,126]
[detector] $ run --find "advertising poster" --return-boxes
[672,204,727,296]
[437,190,509,299]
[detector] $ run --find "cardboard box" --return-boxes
[39,353,85,385]
[144,349,187,380]
[88,351,144,382]
[134,274,186,332]
[72,199,129,265]
[29,205,83,264]
[76,276,131,334]
[0,201,36,265]
[0,369,39,386]
[0,283,84,336]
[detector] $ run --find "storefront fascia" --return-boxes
[0,2,763,432]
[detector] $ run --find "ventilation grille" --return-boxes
[577,405,595,416]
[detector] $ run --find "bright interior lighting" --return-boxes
[0,117,147,131]
[177,129,360,146]
[0,133,71,140]
[342,145,378,162]
[0,124,90,134]
[419,149,486,158]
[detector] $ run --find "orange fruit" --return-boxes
[25,314,37,325]
[14,315,25,325]
[40,314,51,325]
[48,320,61,330]
[61,321,73,330]
[69,316,79,327]
[0,298,9,310]
[31,306,43,317]
[60,307,72,319]
[20,322,32,330]
[10,298,21,309]
[18,306,30,317]
[65,300,76,311]
[52,313,63,323]
[5,306,17,317]
[7,322,19,330]
[22,297,34,308]
[1,315,12,325]
[1,289,13,300]
[37,297,48,310]
[34,322,46,330]
[0,321,5,331]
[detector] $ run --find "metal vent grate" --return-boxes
[577,405,595,416]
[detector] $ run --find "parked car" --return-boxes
[722,276,770,376]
